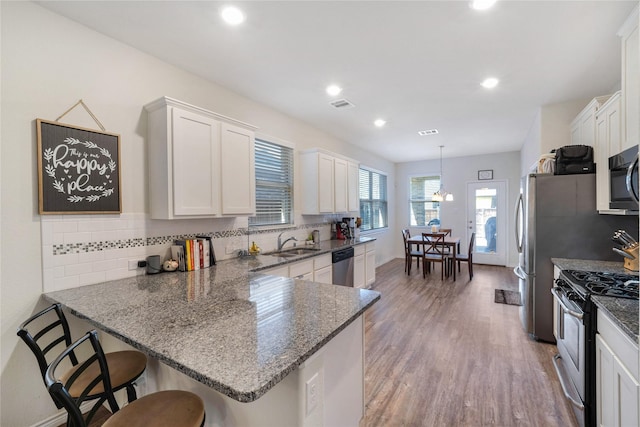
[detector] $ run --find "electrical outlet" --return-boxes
[128,260,139,270]
[306,373,319,415]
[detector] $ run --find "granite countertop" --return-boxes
[44,238,380,403]
[551,258,638,343]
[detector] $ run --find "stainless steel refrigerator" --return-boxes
[513,173,638,342]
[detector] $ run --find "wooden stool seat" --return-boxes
[104,390,205,427]
[62,350,147,398]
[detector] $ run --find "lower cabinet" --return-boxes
[313,254,333,284]
[261,253,332,284]
[353,245,366,289]
[365,242,376,287]
[596,310,639,427]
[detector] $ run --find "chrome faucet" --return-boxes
[277,231,297,251]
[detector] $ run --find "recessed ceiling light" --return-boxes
[470,0,497,11]
[221,6,245,25]
[326,85,342,96]
[481,77,499,89]
[374,119,386,127]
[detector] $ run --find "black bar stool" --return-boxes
[46,330,205,427]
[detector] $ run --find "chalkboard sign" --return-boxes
[37,119,121,214]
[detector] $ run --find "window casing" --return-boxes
[409,175,441,227]
[249,139,294,226]
[359,168,388,231]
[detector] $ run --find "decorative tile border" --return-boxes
[51,223,329,256]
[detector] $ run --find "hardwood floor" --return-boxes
[364,258,578,427]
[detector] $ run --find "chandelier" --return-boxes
[433,145,453,202]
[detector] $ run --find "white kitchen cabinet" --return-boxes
[353,245,366,289]
[596,309,639,427]
[347,161,360,212]
[365,242,376,288]
[595,92,622,212]
[570,95,611,148]
[289,259,314,280]
[313,254,333,284]
[300,149,359,215]
[334,157,348,213]
[145,97,257,219]
[261,265,289,278]
[618,6,639,152]
[220,123,255,216]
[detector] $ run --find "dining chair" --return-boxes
[18,304,147,424]
[439,228,452,236]
[402,229,423,275]
[421,233,449,280]
[453,232,475,280]
[45,330,206,427]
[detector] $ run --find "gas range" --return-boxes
[552,269,638,427]
[560,269,639,300]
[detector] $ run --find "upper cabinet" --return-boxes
[145,97,257,219]
[570,95,611,148]
[300,149,359,215]
[595,92,622,211]
[618,6,639,152]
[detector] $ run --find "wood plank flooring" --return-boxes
[364,258,578,427]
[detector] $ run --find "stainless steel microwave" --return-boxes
[609,144,639,212]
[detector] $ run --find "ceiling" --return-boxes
[36,1,638,163]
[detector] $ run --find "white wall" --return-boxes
[520,98,595,176]
[0,2,393,425]
[395,151,522,268]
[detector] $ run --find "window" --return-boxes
[409,175,441,227]
[359,168,388,231]
[249,139,294,226]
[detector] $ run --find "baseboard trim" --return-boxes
[30,402,96,427]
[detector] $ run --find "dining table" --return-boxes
[407,234,462,281]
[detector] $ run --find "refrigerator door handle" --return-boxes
[513,265,526,280]
[514,193,524,253]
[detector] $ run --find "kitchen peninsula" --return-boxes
[44,242,380,427]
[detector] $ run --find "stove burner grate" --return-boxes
[565,270,639,300]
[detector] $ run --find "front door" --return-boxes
[466,180,507,266]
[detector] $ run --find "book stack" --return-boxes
[171,236,216,272]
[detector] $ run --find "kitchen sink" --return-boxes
[266,247,322,257]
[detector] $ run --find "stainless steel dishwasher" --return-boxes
[332,247,354,286]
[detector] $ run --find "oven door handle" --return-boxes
[553,354,585,410]
[550,287,583,320]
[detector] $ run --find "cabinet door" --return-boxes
[262,265,289,278]
[348,161,360,212]
[353,254,365,288]
[596,113,611,211]
[314,265,333,284]
[597,334,616,427]
[318,153,335,213]
[621,19,639,151]
[365,249,376,287]
[289,259,314,279]
[579,108,597,147]
[334,158,348,213]
[172,108,220,216]
[613,356,640,427]
[220,123,255,215]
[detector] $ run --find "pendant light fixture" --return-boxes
[433,145,453,202]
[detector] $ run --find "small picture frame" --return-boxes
[37,119,122,214]
[478,169,493,180]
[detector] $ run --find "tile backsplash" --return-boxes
[40,213,334,292]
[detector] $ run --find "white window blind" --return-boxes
[249,139,293,226]
[409,175,440,227]
[359,168,388,231]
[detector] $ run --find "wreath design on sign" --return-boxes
[42,137,117,203]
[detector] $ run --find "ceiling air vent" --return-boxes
[329,98,355,109]
[418,129,439,136]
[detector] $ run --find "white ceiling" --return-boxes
[36,1,637,163]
